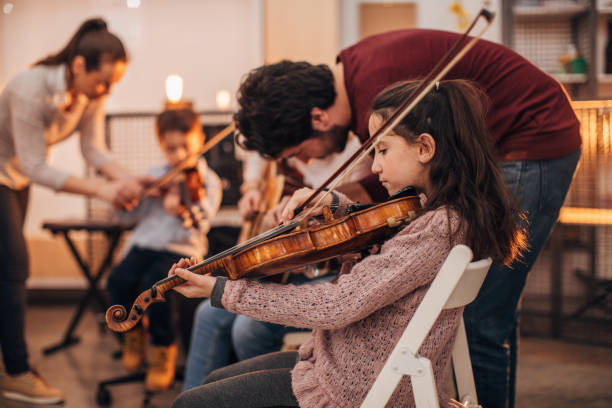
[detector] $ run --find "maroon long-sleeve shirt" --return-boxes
[338,29,582,200]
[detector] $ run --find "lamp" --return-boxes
[216,89,232,111]
[164,74,192,109]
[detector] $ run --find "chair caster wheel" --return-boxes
[142,390,153,408]
[96,386,112,406]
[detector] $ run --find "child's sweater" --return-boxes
[215,199,466,407]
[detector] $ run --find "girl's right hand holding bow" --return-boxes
[268,187,334,224]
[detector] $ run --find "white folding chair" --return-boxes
[361,244,491,408]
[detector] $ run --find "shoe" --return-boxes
[122,325,146,373]
[145,344,177,392]
[0,369,64,405]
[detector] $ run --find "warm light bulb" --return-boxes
[165,74,183,103]
[3,2,14,14]
[216,89,231,110]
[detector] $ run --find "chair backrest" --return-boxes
[360,245,491,408]
[444,258,491,309]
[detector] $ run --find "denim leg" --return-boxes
[0,186,30,375]
[182,300,237,390]
[232,315,304,361]
[106,247,153,309]
[464,149,580,408]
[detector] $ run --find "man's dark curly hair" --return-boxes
[234,60,336,158]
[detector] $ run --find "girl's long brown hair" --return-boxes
[372,79,527,265]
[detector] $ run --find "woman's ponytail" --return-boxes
[34,17,126,70]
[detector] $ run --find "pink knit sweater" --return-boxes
[221,200,466,407]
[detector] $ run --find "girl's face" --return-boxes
[368,113,434,196]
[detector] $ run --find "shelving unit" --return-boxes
[513,3,588,17]
[503,0,597,99]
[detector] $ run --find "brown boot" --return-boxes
[0,369,64,405]
[122,325,146,373]
[145,344,177,392]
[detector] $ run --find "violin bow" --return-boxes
[139,122,236,199]
[296,8,495,222]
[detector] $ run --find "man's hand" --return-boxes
[238,188,262,219]
[278,187,332,223]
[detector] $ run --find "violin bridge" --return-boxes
[386,216,402,228]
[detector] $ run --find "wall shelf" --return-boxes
[597,73,612,82]
[514,4,588,18]
[554,73,589,83]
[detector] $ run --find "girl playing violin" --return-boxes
[168,79,526,408]
[106,107,222,392]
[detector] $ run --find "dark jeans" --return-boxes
[0,185,30,375]
[172,351,299,408]
[106,247,182,346]
[464,149,581,408]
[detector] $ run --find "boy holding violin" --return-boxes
[106,107,222,392]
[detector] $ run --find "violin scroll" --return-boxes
[105,284,173,332]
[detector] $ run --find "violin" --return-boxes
[106,187,421,332]
[106,8,495,333]
[238,162,285,243]
[177,167,207,231]
[137,123,235,204]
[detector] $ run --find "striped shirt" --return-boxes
[117,158,223,258]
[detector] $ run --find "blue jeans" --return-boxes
[182,273,328,391]
[464,149,581,408]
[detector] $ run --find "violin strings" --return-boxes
[185,221,300,272]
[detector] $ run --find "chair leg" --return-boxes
[411,358,440,408]
[451,318,479,407]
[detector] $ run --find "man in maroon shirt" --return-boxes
[234,29,581,408]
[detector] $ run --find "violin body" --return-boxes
[177,166,207,230]
[226,194,420,279]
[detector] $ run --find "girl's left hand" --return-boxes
[169,257,217,298]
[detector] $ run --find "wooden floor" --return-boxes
[1,303,611,408]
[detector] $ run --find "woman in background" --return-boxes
[0,18,146,405]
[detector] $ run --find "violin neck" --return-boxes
[153,258,223,294]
